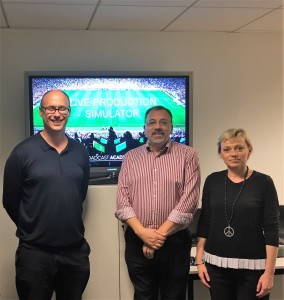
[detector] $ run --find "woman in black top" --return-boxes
[196,128,279,300]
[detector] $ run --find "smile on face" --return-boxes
[144,109,173,150]
[40,90,70,133]
[219,137,252,170]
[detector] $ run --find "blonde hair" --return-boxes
[217,128,253,153]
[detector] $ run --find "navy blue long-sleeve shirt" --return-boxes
[3,133,90,248]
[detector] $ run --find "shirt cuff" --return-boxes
[115,207,136,222]
[168,209,193,227]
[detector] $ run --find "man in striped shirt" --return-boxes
[116,105,200,300]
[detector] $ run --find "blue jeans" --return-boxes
[15,241,90,300]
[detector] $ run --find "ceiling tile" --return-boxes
[237,7,284,31]
[3,3,96,29]
[0,0,282,32]
[2,0,99,4]
[165,7,274,32]
[100,0,196,6]
[195,0,284,9]
[89,6,186,31]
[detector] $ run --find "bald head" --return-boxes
[40,90,70,108]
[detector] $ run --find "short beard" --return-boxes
[150,135,168,145]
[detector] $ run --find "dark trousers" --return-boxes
[125,227,192,300]
[15,241,91,300]
[206,263,270,300]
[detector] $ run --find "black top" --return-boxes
[197,170,279,259]
[3,133,90,248]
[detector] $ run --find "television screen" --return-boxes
[25,72,192,184]
[114,138,121,145]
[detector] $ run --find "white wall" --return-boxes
[0,29,283,299]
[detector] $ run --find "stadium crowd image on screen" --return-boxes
[25,72,192,183]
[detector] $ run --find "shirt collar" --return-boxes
[37,132,72,153]
[146,140,172,155]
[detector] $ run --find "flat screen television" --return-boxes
[25,71,193,184]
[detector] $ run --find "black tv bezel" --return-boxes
[25,71,193,183]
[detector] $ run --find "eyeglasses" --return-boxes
[41,106,70,114]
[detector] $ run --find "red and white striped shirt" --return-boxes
[115,141,200,230]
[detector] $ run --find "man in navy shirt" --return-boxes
[3,90,90,300]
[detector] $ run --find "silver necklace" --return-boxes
[224,167,248,238]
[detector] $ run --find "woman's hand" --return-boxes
[197,263,211,288]
[256,272,274,298]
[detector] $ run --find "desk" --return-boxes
[188,248,284,300]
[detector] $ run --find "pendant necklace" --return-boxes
[224,166,248,238]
